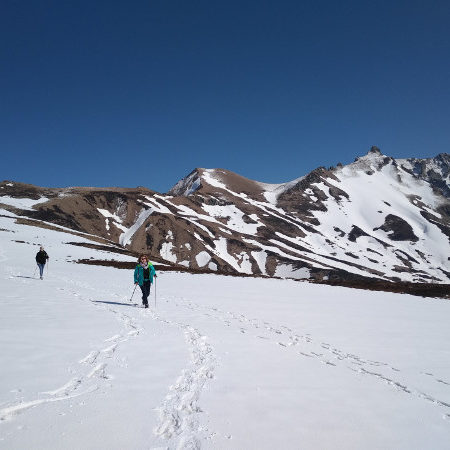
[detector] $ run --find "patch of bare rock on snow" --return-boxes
[154,319,215,449]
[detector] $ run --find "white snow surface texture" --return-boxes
[1,214,450,449]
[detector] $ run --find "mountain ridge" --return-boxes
[1,148,449,284]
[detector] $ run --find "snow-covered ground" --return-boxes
[1,213,450,449]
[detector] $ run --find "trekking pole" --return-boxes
[33,265,37,278]
[129,284,138,302]
[154,276,157,309]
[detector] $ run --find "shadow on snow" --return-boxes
[92,300,137,307]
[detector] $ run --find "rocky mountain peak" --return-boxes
[369,145,382,154]
[434,153,450,175]
[346,147,394,175]
[363,146,387,160]
[169,167,269,202]
[167,169,203,196]
[397,153,450,198]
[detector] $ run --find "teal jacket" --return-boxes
[134,262,156,286]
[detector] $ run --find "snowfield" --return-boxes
[1,213,450,449]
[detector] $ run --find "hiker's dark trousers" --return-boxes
[140,281,151,306]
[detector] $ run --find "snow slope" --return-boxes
[301,153,450,281]
[1,214,450,449]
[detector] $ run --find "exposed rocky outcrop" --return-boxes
[374,214,419,242]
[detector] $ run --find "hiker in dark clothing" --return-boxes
[134,254,157,308]
[35,246,49,280]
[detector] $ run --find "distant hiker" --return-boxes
[35,246,49,280]
[134,254,157,308]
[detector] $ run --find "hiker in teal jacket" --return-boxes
[134,254,157,308]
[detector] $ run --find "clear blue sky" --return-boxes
[1,0,449,192]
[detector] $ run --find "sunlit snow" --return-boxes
[0,215,450,449]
